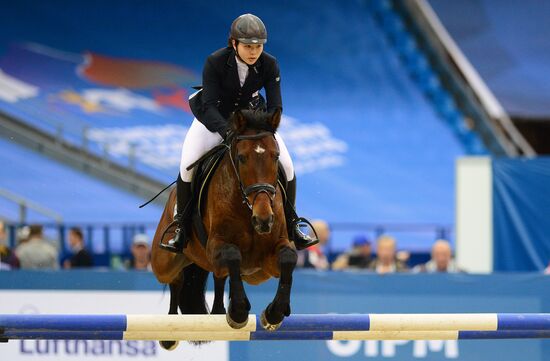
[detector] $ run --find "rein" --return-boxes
[228,131,278,211]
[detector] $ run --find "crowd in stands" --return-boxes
[0,219,547,274]
[297,220,464,274]
[0,220,151,271]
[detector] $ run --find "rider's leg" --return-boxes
[161,174,191,252]
[275,133,318,250]
[161,119,223,253]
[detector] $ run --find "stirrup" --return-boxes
[159,219,186,253]
[290,217,319,251]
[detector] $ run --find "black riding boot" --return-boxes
[285,176,318,250]
[160,175,191,253]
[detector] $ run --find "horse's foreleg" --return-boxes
[159,281,182,351]
[179,264,210,315]
[216,243,250,329]
[261,246,297,331]
[212,275,227,315]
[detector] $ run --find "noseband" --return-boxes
[228,131,278,211]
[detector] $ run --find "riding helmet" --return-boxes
[230,14,267,44]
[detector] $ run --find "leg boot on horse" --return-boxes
[285,176,319,250]
[160,175,191,253]
[261,246,298,330]
[216,244,251,329]
[212,275,228,315]
[158,282,182,351]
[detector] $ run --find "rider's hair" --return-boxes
[228,37,237,48]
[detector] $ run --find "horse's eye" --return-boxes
[274,154,280,161]
[237,154,246,163]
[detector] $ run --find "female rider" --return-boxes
[163,13,317,253]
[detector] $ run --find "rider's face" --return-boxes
[234,41,263,65]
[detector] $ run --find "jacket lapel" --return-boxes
[226,51,241,90]
[242,56,263,91]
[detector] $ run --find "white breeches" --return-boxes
[179,119,294,182]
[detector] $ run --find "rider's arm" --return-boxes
[264,58,283,114]
[202,57,230,137]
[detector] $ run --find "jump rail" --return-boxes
[1,313,550,341]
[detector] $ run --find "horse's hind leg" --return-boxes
[159,281,182,351]
[179,263,210,315]
[216,243,250,329]
[211,275,227,315]
[261,246,297,331]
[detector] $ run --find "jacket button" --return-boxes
[234,103,239,106]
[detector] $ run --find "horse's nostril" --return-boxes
[252,214,274,233]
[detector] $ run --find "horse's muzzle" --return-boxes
[251,214,274,234]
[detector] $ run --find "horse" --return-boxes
[151,109,297,350]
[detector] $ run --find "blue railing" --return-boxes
[4,220,452,268]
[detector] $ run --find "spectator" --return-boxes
[297,220,330,270]
[368,235,408,274]
[15,225,59,269]
[126,233,152,271]
[0,221,20,270]
[16,225,30,245]
[413,239,462,273]
[332,235,372,270]
[63,227,93,269]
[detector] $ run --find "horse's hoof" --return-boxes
[226,311,249,329]
[260,310,283,331]
[159,340,179,351]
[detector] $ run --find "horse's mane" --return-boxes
[229,109,279,134]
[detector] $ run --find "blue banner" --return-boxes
[493,157,550,271]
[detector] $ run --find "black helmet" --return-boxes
[230,14,267,44]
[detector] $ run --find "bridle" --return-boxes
[227,131,279,211]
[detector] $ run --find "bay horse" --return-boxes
[151,109,297,350]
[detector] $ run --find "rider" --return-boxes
[162,13,318,253]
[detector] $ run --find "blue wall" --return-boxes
[1,270,549,360]
[0,0,464,250]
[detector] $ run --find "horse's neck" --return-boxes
[217,153,244,202]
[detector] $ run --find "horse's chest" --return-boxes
[239,248,267,276]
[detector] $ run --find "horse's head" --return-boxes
[229,109,282,234]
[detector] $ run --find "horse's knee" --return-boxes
[279,247,297,268]
[216,244,242,268]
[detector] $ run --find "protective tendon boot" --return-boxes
[285,176,319,250]
[160,175,191,253]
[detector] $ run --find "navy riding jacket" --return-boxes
[189,47,282,136]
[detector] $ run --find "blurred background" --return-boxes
[1,0,548,271]
[0,0,549,360]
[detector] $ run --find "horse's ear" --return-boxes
[232,110,247,133]
[270,109,281,131]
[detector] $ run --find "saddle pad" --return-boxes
[189,145,227,247]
